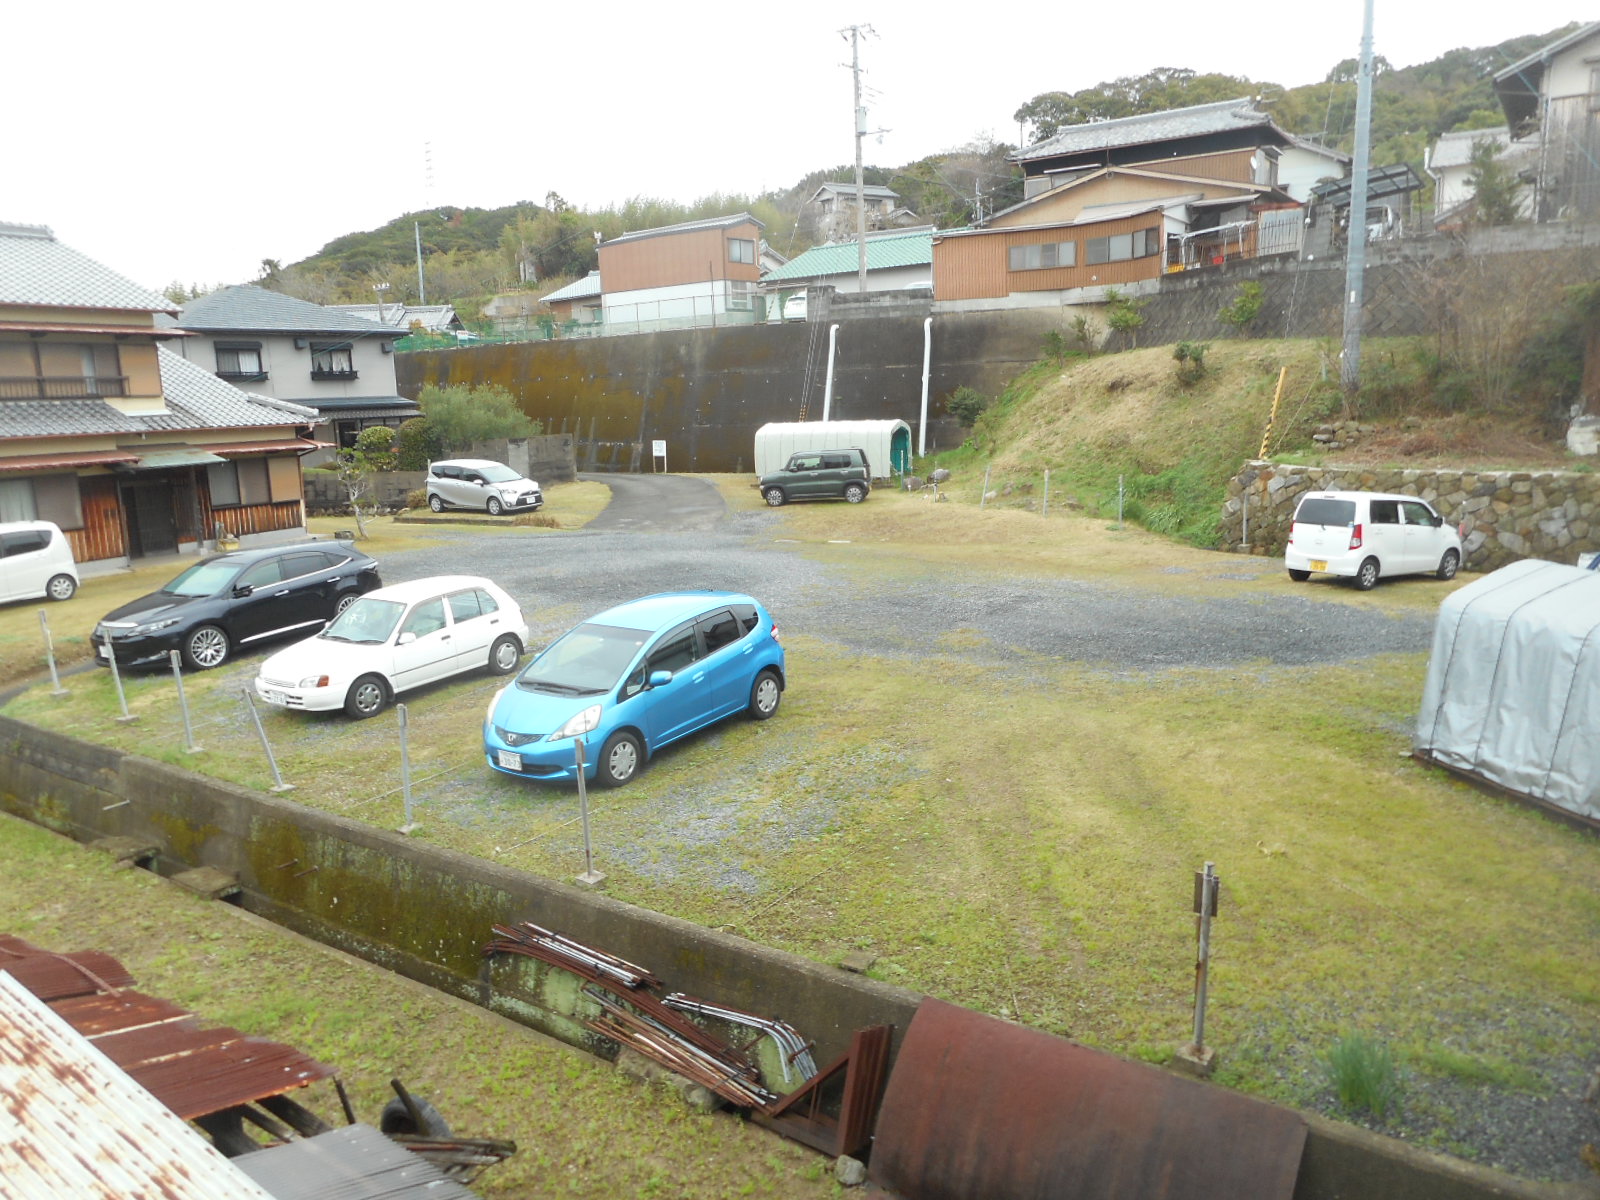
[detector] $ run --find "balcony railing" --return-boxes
[0,375,129,399]
[310,368,358,381]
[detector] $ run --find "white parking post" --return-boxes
[574,737,605,888]
[396,703,418,835]
[980,466,991,510]
[241,687,293,793]
[1118,475,1126,529]
[1043,469,1050,519]
[104,631,136,723]
[168,651,201,753]
[38,610,67,697]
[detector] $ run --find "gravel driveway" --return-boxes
[380,478,1437,670]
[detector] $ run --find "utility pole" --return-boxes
[1340,0,1376,392]
[842,24,874,294]
[414,221,426,306]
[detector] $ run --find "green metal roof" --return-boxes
[764,229,936,283]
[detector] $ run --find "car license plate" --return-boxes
[263,689,286,706]
[497,750,522,770]
[1310,560,1327,571]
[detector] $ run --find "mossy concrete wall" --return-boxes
[1224,461,1600,571]
[0,713,1588,1200]
[397,313,1063,473]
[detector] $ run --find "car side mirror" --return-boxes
[648,669,674,688]
[398,632,417,645]
[232,584,254,597]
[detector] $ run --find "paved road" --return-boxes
[379,475,1438,671]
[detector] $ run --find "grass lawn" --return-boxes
[3,481,1598,1176]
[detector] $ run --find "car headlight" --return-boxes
[501,487,519,498]
[298,675,329,688]
[132,617,181,635]
[486,687,505,725]
[549,704,602,741]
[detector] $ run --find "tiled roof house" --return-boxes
[0,223,321,566]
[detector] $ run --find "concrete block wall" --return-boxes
[1222,461,1600,571]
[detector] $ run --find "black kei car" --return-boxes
[95,542,382,671]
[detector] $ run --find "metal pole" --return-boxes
[1241,488,1249,549]
[850,25,868,294]
[242,688,293,792]
[397,703,417,834]
[168,651,200,753]
[104,631,136,723]
[918,317,932,457]
[1193,862,1218,1051]
[1043,469,1050,519]
[574,737,605,887]
[1118,475,1125,529]
[414,221,426,306]
[980,466,990,509]
[38,610,67,696]
[822,325,839,421]
[1341,0,1376,391]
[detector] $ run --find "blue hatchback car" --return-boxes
[484,591,785,787]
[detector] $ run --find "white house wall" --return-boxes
[170,333,401,401]
[602,280,738,320]
[1277,146,1346,201]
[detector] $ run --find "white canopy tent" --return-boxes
[1414,559,1600,827]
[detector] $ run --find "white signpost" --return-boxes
[651,440,667,472]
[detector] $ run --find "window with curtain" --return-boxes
[310,343,356,377]
[0,479,36,523]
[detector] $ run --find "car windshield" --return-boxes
[518,622,650,695]
[1295,498,1357,526]
[477,464,523,484]
[320,597,405,644]
[162,560,242,597]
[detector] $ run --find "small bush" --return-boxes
[1173,341,1209,383]
[512,513,561,529]
[1323,1034,1400,1119]
[1103,288,1147,349]
[1070,313,1102,354]
[1043,329,1067,365]
[354,425,397,470]
[1219,281,1265,329]
[947,386,989,428]
[395,417,443,470]
[404,487,427,510]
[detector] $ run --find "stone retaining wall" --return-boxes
[1223,462,1600,570]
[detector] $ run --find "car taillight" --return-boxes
[770,624,781,642]
[1348,524,1364,550]
[1287,525,1296,545]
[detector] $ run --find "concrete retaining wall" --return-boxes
[1223,461,1600,571]
[0,714,1587,1200]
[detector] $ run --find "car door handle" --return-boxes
[273,589,289,596]
[692,671,706,683]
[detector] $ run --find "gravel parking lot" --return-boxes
[378,489,1439,673]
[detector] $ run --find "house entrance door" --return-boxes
[123,481,178,557]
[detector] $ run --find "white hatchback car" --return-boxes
[0,520,78,605]
[1285,491,1462,590]
[254,575,528,718]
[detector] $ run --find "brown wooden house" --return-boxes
[596,213,764,331]
[0,223,323,570]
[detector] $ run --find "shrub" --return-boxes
[1219,281,1265,329]
[1043,329,1067,365]
[1173,341,1209,383]
[404,487,427,510]
[1070,313,1102,354]
[1323,1034,1400,1119]
[418,382,541,453]
[394,417,443,470]
[1103,288,1147,349]
[947,386,989,428]
[354,425,397,471]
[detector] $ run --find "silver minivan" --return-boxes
[1285,491,1462,590]
[425,459,543,516]
[0,520,79,604]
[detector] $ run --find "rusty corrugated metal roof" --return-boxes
[0,971,278,1200]
[2,939,335,1120]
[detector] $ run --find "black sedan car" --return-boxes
[94,542,382,670]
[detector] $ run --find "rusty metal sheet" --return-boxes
[0,949,135,997]
[870,998,1305,1200]
[49,989,192,1036]
[128,1037,335,1120]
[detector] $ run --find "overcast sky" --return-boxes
[10,2,1585,292]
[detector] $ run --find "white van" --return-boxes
[0,521,79,604]
[1285,491,1461,590]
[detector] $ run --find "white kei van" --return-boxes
[0,521,79,604]
[1284,491,1462,590]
